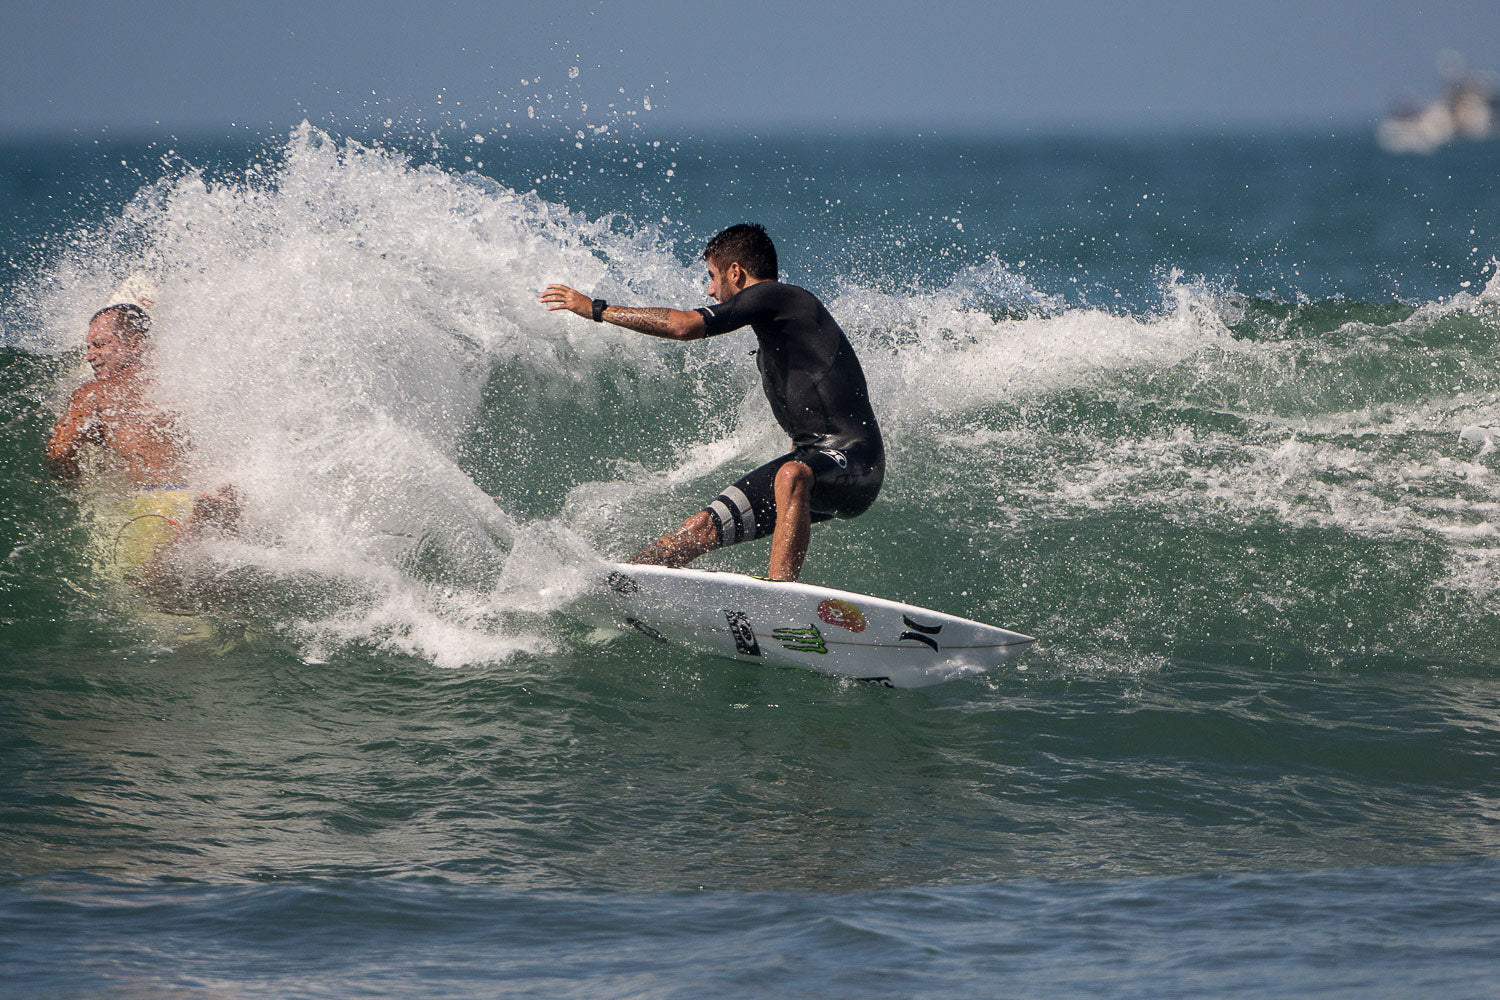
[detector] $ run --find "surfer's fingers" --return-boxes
[541,286,587,314]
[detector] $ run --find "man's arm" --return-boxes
[44,384,102,479]
[540,284,706,341]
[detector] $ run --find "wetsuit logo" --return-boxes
[820,449,848,468]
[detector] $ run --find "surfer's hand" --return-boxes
[540,284,590,318]
[43,384,104,478]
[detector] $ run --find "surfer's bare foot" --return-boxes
[631,511,717,568]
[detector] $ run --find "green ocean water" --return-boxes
[2,126,1500,997]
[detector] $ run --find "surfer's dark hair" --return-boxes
[90,303,152,341]
[704,223,778,280]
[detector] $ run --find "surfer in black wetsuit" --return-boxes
[541,223,883,582]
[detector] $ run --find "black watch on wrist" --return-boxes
[591,298,607,322]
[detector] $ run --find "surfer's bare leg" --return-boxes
[631,511,719,568]
[768,460,813,583]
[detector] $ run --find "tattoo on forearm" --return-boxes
[605,307,676,337]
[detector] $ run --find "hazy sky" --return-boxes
[3,0,1497,137]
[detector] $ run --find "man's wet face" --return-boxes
[85,315,141,378]
[706,258,745,302]
[706,259,728,302]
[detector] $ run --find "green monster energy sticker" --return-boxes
[773,624,828,654]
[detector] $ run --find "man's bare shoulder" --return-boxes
[78,371,150,401]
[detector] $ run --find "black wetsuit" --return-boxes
[692,280,884,547]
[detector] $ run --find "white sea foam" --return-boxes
[22,127,1500,665]
[834,266,1238,428]
[25,125,709,664]
[878,265,1500,604]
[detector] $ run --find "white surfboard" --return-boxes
[577,562,1036,689]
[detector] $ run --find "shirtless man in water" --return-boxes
[46,303,236,571]
[46,304,186,484]
[542,224,883,582]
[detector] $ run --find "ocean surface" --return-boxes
[3,122,1500,997]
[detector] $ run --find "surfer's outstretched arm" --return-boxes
[540,284,707,341]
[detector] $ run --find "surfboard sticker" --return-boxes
[625,617,667,643]
[772,624,828,654]
[898,614,943,652]
[818,598,867,632]
[608,571,641,595]
[723,609,762,656]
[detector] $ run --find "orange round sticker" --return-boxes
[818,598,867,633]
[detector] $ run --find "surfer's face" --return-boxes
[706,259,729,302]
[85,316,142,378]
[706,259,744,302]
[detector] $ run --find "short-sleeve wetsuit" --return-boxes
[692,280,884,548]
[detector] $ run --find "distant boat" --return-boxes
[1377,51,1498,154]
